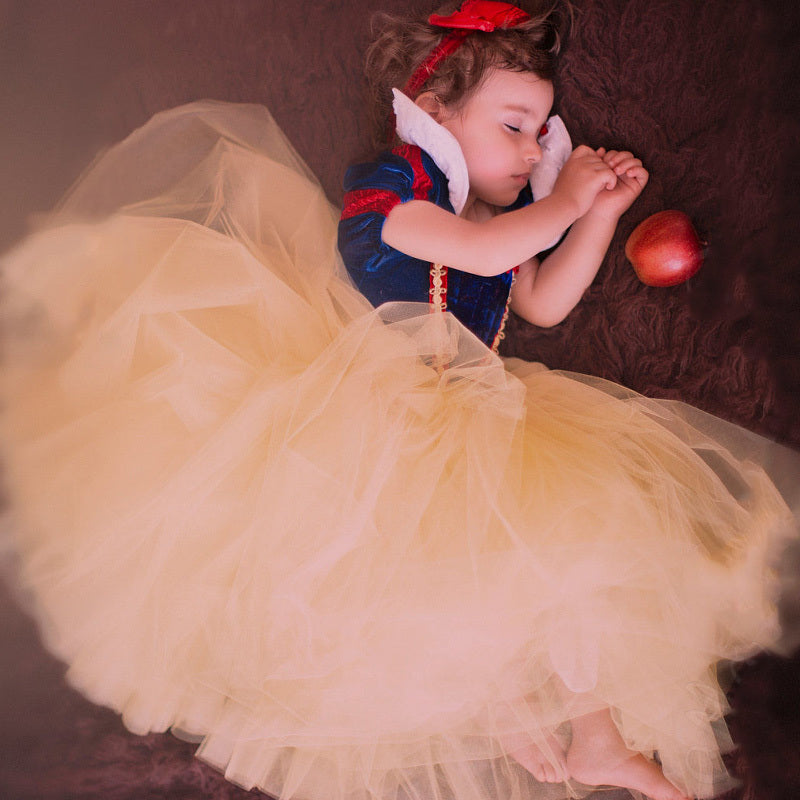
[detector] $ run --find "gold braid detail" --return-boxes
[491,268,517,353]
[429,263,447,312]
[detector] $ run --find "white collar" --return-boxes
[392,89,471,215]
[392,88,572,248]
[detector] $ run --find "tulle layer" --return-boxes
[1,101,797,800]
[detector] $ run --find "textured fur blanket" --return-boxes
[1,1,798,798]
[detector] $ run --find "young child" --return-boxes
[0,3,796,800]
[340,0,647,347]
[338,4,684,798]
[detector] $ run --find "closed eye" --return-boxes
[504,124,521,133]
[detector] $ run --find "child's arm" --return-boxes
[382,145,617,277]
[510,149,648,327]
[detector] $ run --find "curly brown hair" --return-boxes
[365,1,573,148]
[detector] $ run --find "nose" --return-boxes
[524,139,543,164]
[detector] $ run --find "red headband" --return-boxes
[402,1,531,100]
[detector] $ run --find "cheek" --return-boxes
[459,137,491,176]
[471,142,508,176]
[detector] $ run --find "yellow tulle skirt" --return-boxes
[1,101,797,800]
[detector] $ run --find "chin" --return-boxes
[484,190,524,208]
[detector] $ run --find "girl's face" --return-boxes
[438,67,554,210]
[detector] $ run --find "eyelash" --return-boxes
[505,123,550,137]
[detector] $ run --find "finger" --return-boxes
[601,166,618,190]
[613,156,642,175]
[601,149,619,165]
[611,152,636,165]
[607,151,636,172]
[608,149,633,162]
[589,159,617,184]
[624,165,649,185]
[617,168,648,192]
[596,146,607,157]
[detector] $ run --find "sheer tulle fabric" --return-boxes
[1,102,796,800]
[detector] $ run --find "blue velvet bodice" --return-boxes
[338,144,531,347]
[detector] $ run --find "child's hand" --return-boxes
[552,146,618,218]
[586,148,649,222]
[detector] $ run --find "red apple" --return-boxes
[624,210,704,287]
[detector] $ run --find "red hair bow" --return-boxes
[429,0,530,32]
[393,1,530,139]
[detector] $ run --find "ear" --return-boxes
[414,91,446,122]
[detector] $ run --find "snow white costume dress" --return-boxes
[1,86,798,800]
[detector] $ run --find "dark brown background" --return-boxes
[1,1,798,798]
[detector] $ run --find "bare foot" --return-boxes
[566,710,691,800]
[502,731,569,783]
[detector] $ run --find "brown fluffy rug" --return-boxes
[1,1,798,798]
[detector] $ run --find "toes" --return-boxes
[531,763,547,782]
[539,760,561,783]
[505,735,570,784]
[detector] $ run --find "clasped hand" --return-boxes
[553,145,649,222]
